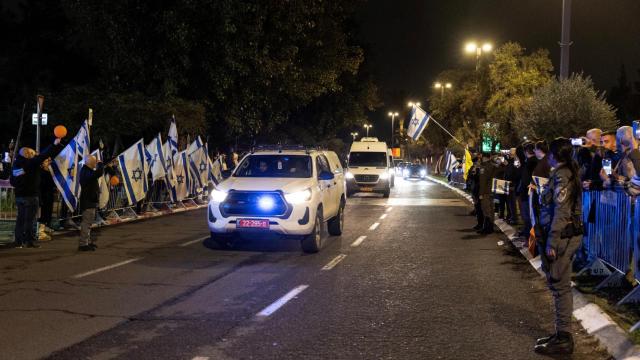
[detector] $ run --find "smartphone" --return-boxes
[570,138,585,146]
[633,120,640,140]
[3,152,9,163]
[602,158,612,176]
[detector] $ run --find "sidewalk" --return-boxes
[427,175,640,360]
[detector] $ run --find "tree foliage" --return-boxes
[486,42,553,145]
[515,74,618,141]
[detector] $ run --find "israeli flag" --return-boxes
[187,136,203,154]
[407,105,430,141]
[167,119,179,157]
[162,140,177,201]
[145,133,167,181]
[188,145,208,191]
[444,150,459,175]
[208,155,223,186]
[492,178,511,195]
[92,149,110,209]
[532,176,549,192]
[117,139,148,205]
[49,121,90,211]
[172,150,190,201]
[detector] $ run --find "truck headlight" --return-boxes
[345,171,354,179]
[210,189,228,203]
[379,172,389,180]
[284,188,312,204]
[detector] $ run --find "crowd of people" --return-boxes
[460,125,640,355]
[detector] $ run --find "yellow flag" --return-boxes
[463,148,473,181]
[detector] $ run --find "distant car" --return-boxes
[403,164,427,180]
[208,148,346,253]
[395,161,411,176]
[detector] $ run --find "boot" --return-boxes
[534,331,573,355]
[38,224,52,242]
[535,333,556,345]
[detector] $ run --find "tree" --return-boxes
[514,74,618,141]
[486,42,553,145]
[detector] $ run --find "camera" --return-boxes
[570,138,586,146]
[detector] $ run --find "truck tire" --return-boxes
[301,210,323,253]
[211,232,232,250]
[327,201,344,236]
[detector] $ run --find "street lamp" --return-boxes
[434,82,453,99]
[465,41,493,70]
[350,132,359,141]
[407,101,421,108]
[388,111,399,147]
[363,124,373,137]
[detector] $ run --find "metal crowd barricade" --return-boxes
[450,168,466,189]
[0,180,16,244]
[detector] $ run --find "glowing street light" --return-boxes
[407,101,421,108]
[350,132,359,141]
[388,111,399,147]
[434,82,453,99]
[465,41,493,70]
[363,124,373,137]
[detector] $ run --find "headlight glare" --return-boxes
[379,172,389,180]
[210,189,228,203]
[285,188,312,204]
[345,171,354,179]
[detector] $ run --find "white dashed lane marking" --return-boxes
[379,214,387,220]
[386,207,393,212]
[71,258,142,279]
[179,235,210,247]
[351,236,367,247]
[369,222,380,230]
[321,254,347,270]
[256,285,309,317]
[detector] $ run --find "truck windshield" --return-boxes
[234,155,312,178]
[348,152,387,167]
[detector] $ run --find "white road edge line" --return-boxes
[256,285,309,317]
[386,207,393,213]
[369,222,380,230]
[379,214,387,220]
[321,254,347,271]
[179,235,210,247]
[351,235,367,247]
[71,258,142,279]
[191,357,209,360]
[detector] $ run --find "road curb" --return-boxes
[426,175,640,360]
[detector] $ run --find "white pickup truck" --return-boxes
[208,148,346,253]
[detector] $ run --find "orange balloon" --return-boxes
[109,176,120,186]
[54,125,67,138]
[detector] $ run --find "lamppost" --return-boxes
[407,101,421,108]
[350,132,359,141]
[363,124,373,137]
[434,82,452,99]
[465,42,493,71]
[388,111,398,147]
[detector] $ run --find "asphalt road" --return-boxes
[0,178,609,360]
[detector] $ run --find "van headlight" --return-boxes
[210,189,228,203]
[403,169,410,176]
[284,188,312,204]
[345,171,354,179]
[379,172,389,180]
[420,169,426,176]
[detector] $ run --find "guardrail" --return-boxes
[578,189,640,307]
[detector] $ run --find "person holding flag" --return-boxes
[11,138,63,248]
[77,154,105,251]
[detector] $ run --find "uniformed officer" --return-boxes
[477,151,496,234]
[534,138,583,355]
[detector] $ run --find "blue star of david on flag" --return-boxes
[177,175,184,184]
[132,168,143,182]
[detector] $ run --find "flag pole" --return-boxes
[427,115,463,144]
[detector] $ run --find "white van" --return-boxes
[345,137,391,197]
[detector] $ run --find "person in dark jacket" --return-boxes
[477,152,497,235]
[534,138,583,355]
[11,139,62,248]
[517,142,537,236]
[78,154,104,251]
[504,154,520,224]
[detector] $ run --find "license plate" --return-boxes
[237,219,270,229]
[360,187,373,192]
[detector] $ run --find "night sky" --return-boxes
[358,0,640,139]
